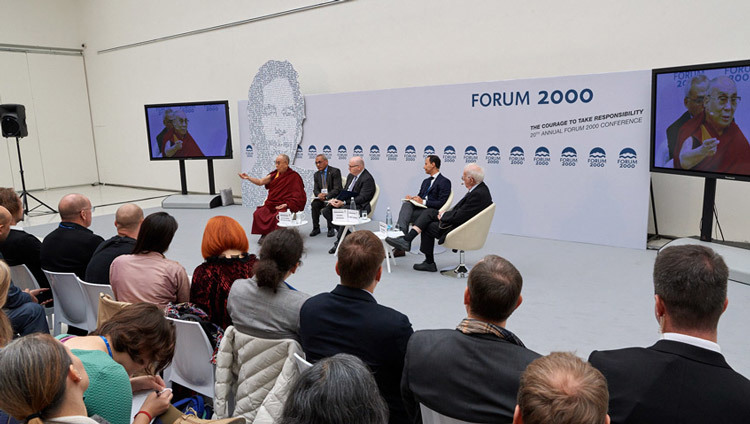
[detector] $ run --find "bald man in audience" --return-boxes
[40,194,104,280]
[85,204,143,285]
[514,352,610,424]
[0,205,49,336]
[0,188,49,295]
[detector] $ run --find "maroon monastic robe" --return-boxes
[251,169,306,235]
[674,112,750,174]
[161,128,204,157]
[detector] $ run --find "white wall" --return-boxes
[4,0,750,241]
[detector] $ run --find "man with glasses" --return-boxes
[161,109,204,158]
[674,76,750,173]
[321,156,376,254]
[40,193,104,280]
[666,75,709,162]
[310,154,342,237]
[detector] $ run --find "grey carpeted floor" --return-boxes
[26,204,750,378]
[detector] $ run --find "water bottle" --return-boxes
[385,207,393,231]
[349,197,357,211]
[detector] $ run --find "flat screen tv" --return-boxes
[145,101,232,160]
[651,60,750,181]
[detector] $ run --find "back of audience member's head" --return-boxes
[0,333,75,423]
[200,215,249,259]
[337,230,384,289]
[467,254,523,323]
[653,244,728,332]
[0,260,13,346]
[91,302,175,374]
[516,352,609,424]
[0,187,22,222]
[281,353,388,424]
[57,193,91,222]
[115,203,143,231]
[132,212,178,255]
[254,228,303,292]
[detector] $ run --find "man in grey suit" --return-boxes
[401,254,540,423]
[309,154,342,237]
[589,244,750,424]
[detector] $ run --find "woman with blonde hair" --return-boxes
[190,216,257,328]
[0,260,14,346]
[0,333,170,424]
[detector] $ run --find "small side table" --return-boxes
[331,217,371,255]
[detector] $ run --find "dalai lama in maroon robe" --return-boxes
[674,76,750,174]
[161,109,205,158]
[239,154,306,239]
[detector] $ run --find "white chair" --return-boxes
[367,183,380,219]
[293,352,312,373]
[440,203,496,278]
[163,317,215,398]
[420,404,478,424]
[10,264,54,329]
[78,280,115,331]
[438,190,454,213]
[43,270,96,335]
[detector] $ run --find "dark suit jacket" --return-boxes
[313,165,342,200]
[340,168,377,213]
[401,328,539,424]
[40,222,104,280]
[0,229,49,289]
[416,173,451,210]
[300,284,414,424]
[666,111,692,160]
[438,181,492,242]
[85,235,136,284]
[589,339,750,424]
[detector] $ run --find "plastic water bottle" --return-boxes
[349,197,357,211]
[385,207,393,231]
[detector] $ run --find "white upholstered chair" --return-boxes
[440,203,496,278]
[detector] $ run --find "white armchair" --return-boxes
[440,203,496,278]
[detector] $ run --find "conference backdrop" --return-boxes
[240,70,651,249]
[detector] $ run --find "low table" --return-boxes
[277,220,308,228]
[331,217,371,255]
[376,230,405,273]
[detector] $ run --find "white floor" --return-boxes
[18,185,750,378]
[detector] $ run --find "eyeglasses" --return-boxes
[80,206,95,213]
[315,160,325,164]
[348,164,361,168]
[708,95,741,107]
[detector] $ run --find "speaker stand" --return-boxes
[13,136,56,216]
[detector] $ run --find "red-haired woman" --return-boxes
[190,216,258,329]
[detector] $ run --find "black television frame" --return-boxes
[650,59,750,182]
[144,100,233,161]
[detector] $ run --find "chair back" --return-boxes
[368,184,380,218]
[293,352,312,373]
[419,404,479,424]
[164,317,215,398]
[438,190,454,213]
[441,203,496,251]
[78,280,115,330]
[9,264,40,291]
[96,294,131,328]
[43,270,93,335]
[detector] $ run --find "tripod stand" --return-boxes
[11,136,56,215]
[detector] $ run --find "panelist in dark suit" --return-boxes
[309,154,342,237]
[665,75,709,163]
[393,155,451,256]
[300,230,413,424]
[322,156,376,254]
[402,255,539,423]
[387,163,492,272]
[589,244,750,424]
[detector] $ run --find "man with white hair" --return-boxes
[386,163,492,272]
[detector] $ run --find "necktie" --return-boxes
[348,175,358,190]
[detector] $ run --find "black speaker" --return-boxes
[0,104,28,138]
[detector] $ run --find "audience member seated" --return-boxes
[110,212,189,309]
[40,193,104,280]
[299,230,413,424]
[191,216,258,329]
[239,154,306,242]
[401,254,540,423]
[514,352,610,424]
[58,303,176,424]
[0,188,49,293]
[589,245,750,423]
[85,204,143,285]
[0,206,48,337]
[280,353,388,424]
[0,333,172,424]
[0,260,14,346]
[228,228,309,341]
